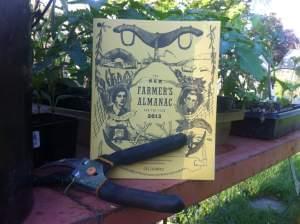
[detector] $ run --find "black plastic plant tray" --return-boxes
[32,113,78,167]
[230,106,300,139]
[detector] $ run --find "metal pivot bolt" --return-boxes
[86,167,97,176]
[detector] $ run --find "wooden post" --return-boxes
[0,1,33,223]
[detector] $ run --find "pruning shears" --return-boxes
[34,133,187,213]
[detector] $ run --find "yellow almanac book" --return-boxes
[91,19,220,180]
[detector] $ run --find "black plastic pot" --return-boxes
[231,106,300,139]
[32,113,78,167]
[56,95,90,112]
[54,85,91,112]
[217,96,234,113]
[216,110,245,145]
[216,96,245,145]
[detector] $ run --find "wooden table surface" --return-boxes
[24,131,300,224]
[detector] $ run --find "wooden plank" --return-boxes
[25,188,97,224]
[25,131,300,224]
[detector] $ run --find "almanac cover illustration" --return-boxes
[91,19,220,180]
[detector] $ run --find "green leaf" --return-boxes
[165,14,183,20]
[236,44,266,80]
[33,57,55,74]
[251,14,263,29]
[68,15,79,24]
[221,40,233,54]
[66,40,88,69]
[89,0,107,9]
[32,74,46,91]
[118,8,148,19]
[50,0,57,39]
[68,0,107,9]
[223,30,252,45]
[60,0,69,14]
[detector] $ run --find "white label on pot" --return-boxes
[32,130,40,149]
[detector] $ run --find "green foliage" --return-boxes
[291,56,300,77]
[247,13,300,102]
[276,97,291,108]
[31,0,299,109]
[275,77,300,103]
[32,7,94,83]
[169,156,300,224]
[219,12,299,104]
[250,14,299,66]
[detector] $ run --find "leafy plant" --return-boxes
[31,0,108,112]
[248,13,299,102]
[219,12,299,107]
[276,78,300,103]
[32,73,76,113]
[30,0,299,111]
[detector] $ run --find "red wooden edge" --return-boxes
[24,131,300,224]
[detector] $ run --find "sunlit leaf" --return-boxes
[236,44,267,80]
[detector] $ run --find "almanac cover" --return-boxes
[91,19,220,180]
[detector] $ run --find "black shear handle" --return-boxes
[99,180,185,213]
[106,133,187,166]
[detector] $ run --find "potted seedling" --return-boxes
[216,71,246,146]
[31,0,91,166]
[228,13,300,140]
[215,24,267,145]
[232,52,300,139]
[231,77,300,139]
